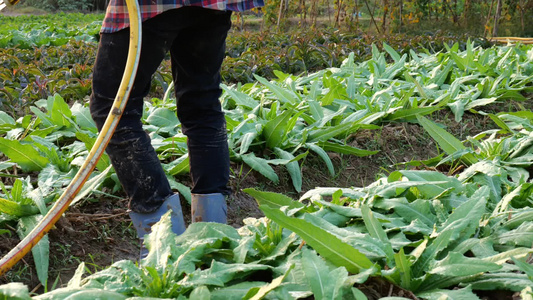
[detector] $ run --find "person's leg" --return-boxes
[169,8,233,223]
[170,8,233,196]
[90,20,173,214]
[90,15,186,258]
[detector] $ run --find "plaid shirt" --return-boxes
[101,0,264,33]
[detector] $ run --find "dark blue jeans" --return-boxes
[90,7,232,213]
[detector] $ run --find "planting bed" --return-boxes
[1,12,533,300]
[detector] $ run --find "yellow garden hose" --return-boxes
[0,0,142,276]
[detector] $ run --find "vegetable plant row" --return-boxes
[2,101,533,298]
[1,13,484,114]
[0,36,532,299]
[0,13,102,49]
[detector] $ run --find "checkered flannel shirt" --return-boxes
[101,0,264,33]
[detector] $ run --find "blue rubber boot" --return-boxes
[129,194,186,259]
[191,193,227,224]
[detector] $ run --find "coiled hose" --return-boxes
[0,0,142,276]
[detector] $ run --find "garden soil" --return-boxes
[1,99,531,299]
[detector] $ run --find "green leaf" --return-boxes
[351,288,369,300]
[190,286,211,300]
[318,142,378,156]
[274,147,302,192]
[496,222,533,247]
[17,215,49,287]
[429,252,501,277]
[146,107,179,134]
[483,248,533,265]
[168,177,191,204]
[0,111,15,125]
[222,84,259,109]
[450,51,466,71]
[254,74,300,105]
[67,263,86,289]
[437,187,488,240]
[241,153,279,183]
[399,170,464,198]
[306,143,335,176]
[303,213,386,259]
[0,138,49,172]
[417,115,477,165]
[0,283,31,300]
[387,107,439,122]
[488,113,512,132]
[165,154,189,176]
[0,198,39,217]
[183,261,270,287]
[404,72,428,99]
[176,222,241,247]
[498,90,527,101]
[301,247,349,300]
[71,165,113,206]
[239,131,258,155]
[143,212,179,269]
[71,102,97,131]
[260,206,373,274]
[394,248,412,290]
[365,180,449,199]
[50,94,73,128]
[511,257,533,280]
[375,198,436,228]
[33,288,128,300]
[244,189,305,211]
[211,282,265,300]
[466,273,532,292]
[247,264,293,300]
[321,76,346,106]
[75,132,110,171]
[383,43,401,62]
[412,228,454,278]
[417,285,481,300]
[361,205,394,264]
[431,61,453,86]
[307,122,355,143]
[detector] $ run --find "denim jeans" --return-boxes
[90,7,232,213]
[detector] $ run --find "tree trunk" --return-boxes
[484,0,496,37]
[355,0,359,23]
[492,0,502,37]
[327,0,332,23]
[381,0,389,32]
[277,0,284,29]
[335,0,342,27]
[519,0,526,33]
[443,0,458,24]
[453,0,458,23]
[300,0,307,25]
[398,0,403,31]
[363,0,381,33]
[310,0,314,26]
[349,0,359,28]
[463,0,471,27]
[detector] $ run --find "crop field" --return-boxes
[0,12,532,300]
